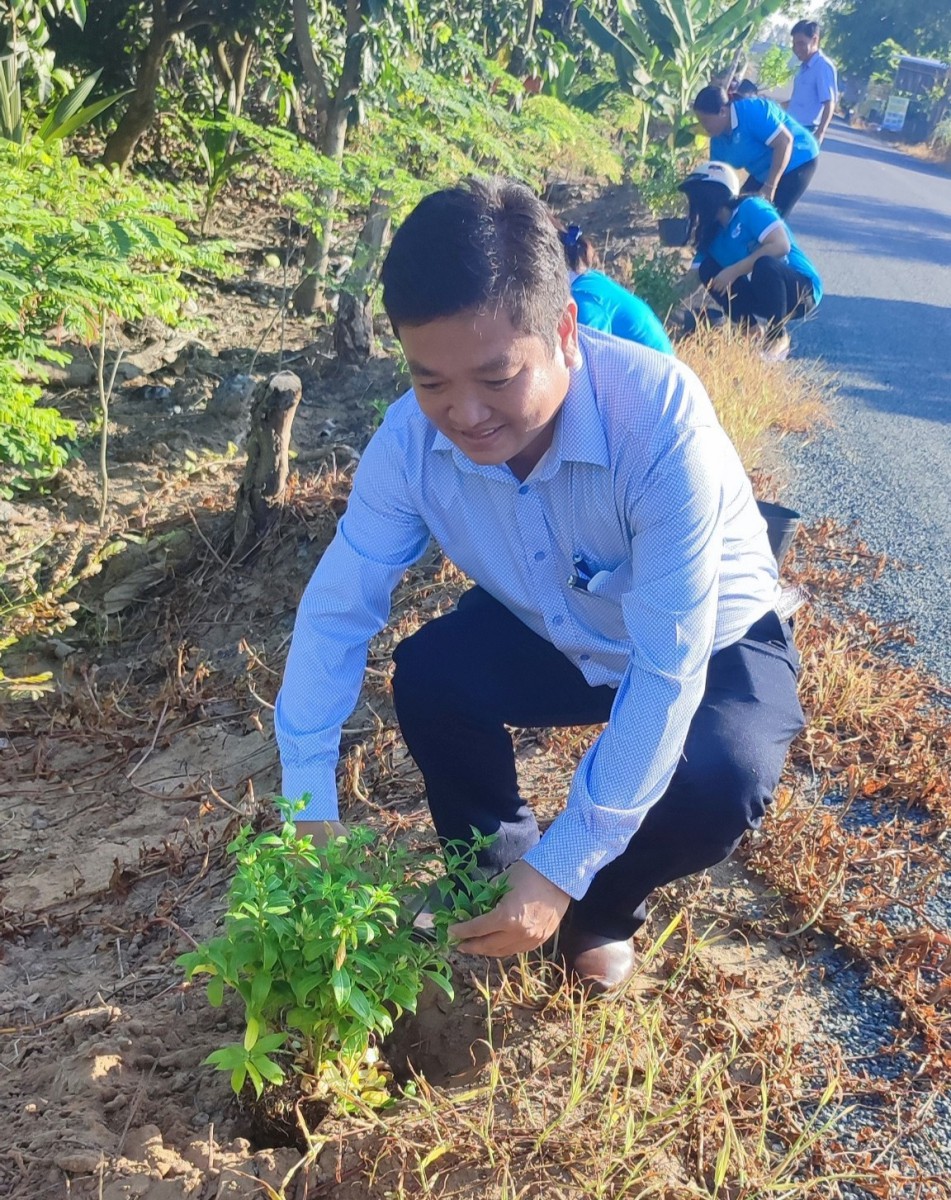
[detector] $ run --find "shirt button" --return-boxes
[552,614,564,626]
[518,485,529,495]
[580,654,590,661]
[534,551,546,562]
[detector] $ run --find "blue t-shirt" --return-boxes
[571,270,673,355]
[698,196,822,304]
[711,97,819,183]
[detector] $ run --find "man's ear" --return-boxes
[558,301,581,367]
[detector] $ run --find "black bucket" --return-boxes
[658,216,690,247]
[756,500,801,568]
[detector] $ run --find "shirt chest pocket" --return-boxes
[579,560,632,605]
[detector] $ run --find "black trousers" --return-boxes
[699,256,816,342]
[742,156,818,218]
[392,587,805,940]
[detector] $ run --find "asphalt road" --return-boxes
[777,126,951,1193]
[784,121,951,685]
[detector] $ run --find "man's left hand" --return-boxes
[449,860,571,957]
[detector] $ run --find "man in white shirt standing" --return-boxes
[275,177,805,995]
[786,19,838,144]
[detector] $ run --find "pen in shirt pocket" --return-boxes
[568,554,594,591]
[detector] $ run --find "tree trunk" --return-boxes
[509,0,540,80]
[211,34,256,118]
[291,111,347,315]
[293,0,366,315]
[231,36,255,118]
[540,0,575,37]
[291,0,330,119]
[723,46,745,93]
[333,194,392,365]
[102,3,172,170]
[232,372,303,559]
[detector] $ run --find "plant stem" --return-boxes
[95,315,124,528]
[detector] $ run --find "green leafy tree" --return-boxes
[869,39,908,84]
[0,139,227,496]
[235,55,621,354]
[0,0,87,104]
[825,0,951,78]
[100,0,291,170]
[578,0,786,149]
[756,43,795,92]
[0,52,128,143]
[289,0,382,313]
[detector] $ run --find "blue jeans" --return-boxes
[392,588,805,939]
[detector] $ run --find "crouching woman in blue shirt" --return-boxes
[558,223,673,355]
[681,161,822,361]
[275,176,805,995]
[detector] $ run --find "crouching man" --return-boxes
[275,177,805,994]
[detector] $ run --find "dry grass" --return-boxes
[269,918,856,1200]
[677,325,829,470]
[890,139,951,168]
[740,526,951,1070]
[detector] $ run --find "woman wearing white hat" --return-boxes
[679,161,822,362]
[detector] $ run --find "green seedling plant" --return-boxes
[179,799,507,1111]
[195,120,257,235]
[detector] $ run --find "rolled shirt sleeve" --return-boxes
[275,417,430,818]
[523,417,724,898]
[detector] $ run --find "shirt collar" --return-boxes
[429,346,610,481]
[730,104,739,131]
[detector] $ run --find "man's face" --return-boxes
[696,106,731,137]
[792,32,819,62]
[400,305,579,478]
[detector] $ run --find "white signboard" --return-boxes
[882,95,910,131]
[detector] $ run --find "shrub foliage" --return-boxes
[0,140,226,479]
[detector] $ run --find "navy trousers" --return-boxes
[392,587,805,940]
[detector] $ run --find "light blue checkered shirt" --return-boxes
[276,327,779,899]
[787,51,838,129]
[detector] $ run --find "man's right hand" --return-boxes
[296,819,348,847]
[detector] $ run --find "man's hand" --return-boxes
[761,185,777,206]
[448,860,571,957]
[296,819,347,847]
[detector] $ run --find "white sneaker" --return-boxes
[761,332,791,362]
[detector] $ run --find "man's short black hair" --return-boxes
[791,19,820,40]
[381,176,570,350]
[694,85,729,114]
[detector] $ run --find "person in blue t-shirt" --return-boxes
[692,85,819,218]
[679,161,822,362]
[557,223,674,355]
